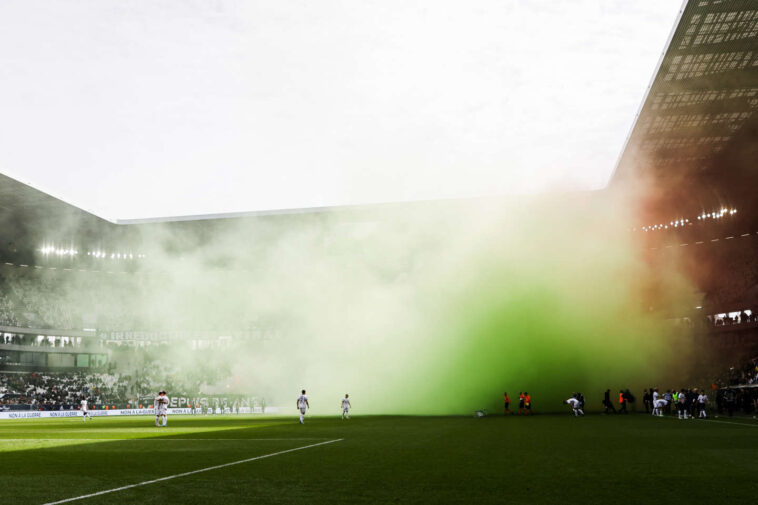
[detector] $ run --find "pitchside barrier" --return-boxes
[0,406,281,419]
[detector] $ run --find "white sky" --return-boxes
[0,1,683,220]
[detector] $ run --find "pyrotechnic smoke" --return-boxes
[8,181,695,414]
[114,184,693,415]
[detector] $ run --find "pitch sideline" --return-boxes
[657,414,758,428]
[39,438,344,505]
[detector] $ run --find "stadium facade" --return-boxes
[1,0,757,372]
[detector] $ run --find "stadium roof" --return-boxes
[2,1,756,225]
[611,0,758,185]
[0,173,108,227]
[0,1,681,221]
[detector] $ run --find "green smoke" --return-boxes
[23,188,691,414]
[186,191,692,414]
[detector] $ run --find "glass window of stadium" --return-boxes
[19,352,45,366]
[47,353,75,367]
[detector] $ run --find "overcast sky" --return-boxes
[0,1,683,220]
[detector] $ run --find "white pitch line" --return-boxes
[657,415,758,428]
[702,418,758,428]
[41,438,343,505]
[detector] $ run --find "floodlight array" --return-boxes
[641,219,689,232]
[39,246,77,256]
[38,244,146,260]
[638,207,737,232]
[87,251,146,260]
[696,208,737,221]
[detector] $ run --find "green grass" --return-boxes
[0,413,756,504]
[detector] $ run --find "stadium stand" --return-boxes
[0,361,223,411]
[0,371,130,410]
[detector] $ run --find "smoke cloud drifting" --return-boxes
[109,186,692,415]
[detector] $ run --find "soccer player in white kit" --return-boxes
[651,389,660,416]
[296,389,309,424]
[652,398,667,417]
[341,394,351,420]
[80,397,92,422]
[565,396,584,416]
[154,390,169,427]
[697,393,708,418]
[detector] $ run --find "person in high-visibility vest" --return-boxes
[503,392,512,415]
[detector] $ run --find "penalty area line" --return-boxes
[40,438,343,505]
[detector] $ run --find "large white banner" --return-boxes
[0,408,191,420]
[0,407,278,419]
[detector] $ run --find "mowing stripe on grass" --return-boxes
[0,438,328,442]
[39,438,343,505]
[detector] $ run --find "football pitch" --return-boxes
[0,414,756,504]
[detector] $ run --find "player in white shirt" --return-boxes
[341,394,351,420]
[565,396,584,416]
[80,397,92,422]
[154,390,169,427]
[296,389,309,424]
[652,398,667,417]
[697,393,708,418]
[651,389,660,416]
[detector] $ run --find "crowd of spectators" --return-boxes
[1,275,81,329]
[721,356,758,386]
[0,268,142,331]
[1,333,80,348]
[0,371,130,410]
[710,310,757,327]
[700,239,758,313]
[0,369,209,411]
[0,347,229,411]
[131,363,206,400]
[0,294,20,327]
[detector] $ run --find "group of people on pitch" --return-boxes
[79,390,170,426]
[502,392,533,415]
[296,390,352,424]
[649,388,709,419]
[554,388,709,418]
